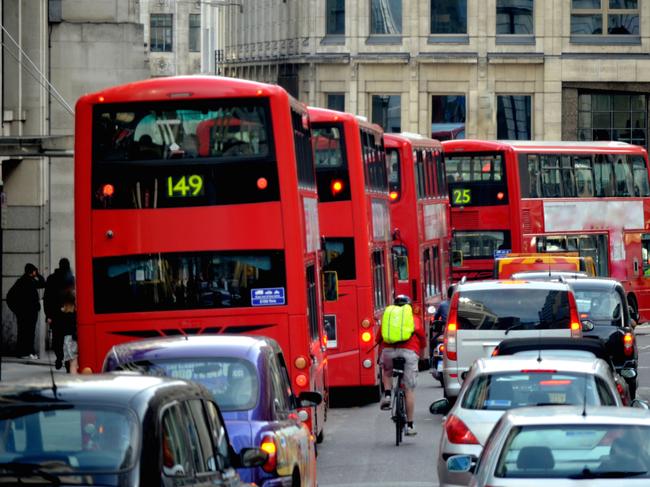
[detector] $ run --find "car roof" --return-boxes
[503,405,650,426]
[495,337,609,358]
[511,271,588,280]
[0,373,201,406]
[474,355,609,375]
[106,335,280,365]
[457,279,571,292]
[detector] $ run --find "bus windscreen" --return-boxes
[445,152,508,206]
[92,99,279,209]
[313,123,351,202]
[93,250,286,313]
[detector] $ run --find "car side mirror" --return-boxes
[298,391,323,407]
[621,368,637,379]
[629,306,640,323]
[461,370,469,381]
[429,398,451,415]
[581,320,595,332]
[447,454,475,473]
[632,399,650,410]
[239,447,268,468]
[323,271,339,302]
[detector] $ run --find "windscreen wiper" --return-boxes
[568,468,647,479]
[504,322,539,335]
[0,462,62,484]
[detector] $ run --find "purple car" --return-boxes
[102,335,321,487]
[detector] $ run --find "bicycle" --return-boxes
[391,356,407,446]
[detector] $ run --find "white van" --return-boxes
[442,280,582,400]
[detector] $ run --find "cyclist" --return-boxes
[379,294,426,436]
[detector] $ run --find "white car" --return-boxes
[433,354,623,487]
[447,406,650,486]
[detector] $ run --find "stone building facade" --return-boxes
[1,0,148,353]
[223,0,650,144]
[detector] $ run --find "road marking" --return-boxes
[639,344,650,351]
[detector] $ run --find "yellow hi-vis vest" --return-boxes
[381,304,415,344]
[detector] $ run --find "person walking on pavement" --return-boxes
[59,292,79,374]
[378,295,426,436]
[44,258,75,369]
[6,263,45,359]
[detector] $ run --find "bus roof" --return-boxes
[443,139,647,155]
[77,75,290,106]
[308,106,384,134]
[384,132,443,151]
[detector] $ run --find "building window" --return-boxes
[497,0,534,34]
[370,0,402,35]
[150,14,173,52]
[497,95,532,140]
[326,0,345,35]
[578,93,647,146]
[430,0,467,34]
[189,14,200,52]
[327,93,345,112]
[371,95,401,133]
[571,0,639,35]
[431,95,466,140]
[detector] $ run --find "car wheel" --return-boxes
[316,428,324,444]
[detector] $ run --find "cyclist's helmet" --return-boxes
[393,294,412,306]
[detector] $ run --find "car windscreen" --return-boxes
[457,288,571,330]
[573,288,625,325]
[461,371,612,411]
[0,405,137,476]
[115,358,259,411]
[495,425,650,479]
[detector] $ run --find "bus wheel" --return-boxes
[316,429,324,444]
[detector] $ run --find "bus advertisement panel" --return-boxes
[75,76,328,437]
[385,133,450,359]
[444,139,650,321]
[310,107,392,393]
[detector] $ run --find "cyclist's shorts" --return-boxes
[381,348,418,389]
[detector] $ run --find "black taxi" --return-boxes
[0,373,266,486]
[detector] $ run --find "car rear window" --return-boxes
[114,357,259,411]
[0,405,137,474]
[495,425,650,479]
[461,372,613,410]
[457,288,570,330]
[574,289,624,324]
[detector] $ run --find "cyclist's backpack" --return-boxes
[381,304,415,344]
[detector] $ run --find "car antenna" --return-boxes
[581,365,588,417]
[48,355,58,399]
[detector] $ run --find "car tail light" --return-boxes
[445,414,479,445]
[623,332,634,357]
[616,382,629,405]
[445,294,460,361]
[491,347,499,357]
[260,434,277,473]
[568,293,582,338]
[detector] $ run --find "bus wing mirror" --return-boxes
[323,271,339,301]
[451,250,463,268]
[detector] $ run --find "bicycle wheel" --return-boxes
[395,390,405,446]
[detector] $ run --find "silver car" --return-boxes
[442,280,581,400]
[447,406,650,486]
[433,355,623,487]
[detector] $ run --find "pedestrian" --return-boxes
[6,263,46,359]
[44,258,75,369]
[59,292,78,374]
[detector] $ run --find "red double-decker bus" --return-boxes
[309,108,392,394]
[384,133,450,358]
[75,76,328,436]
[444,139,650,321]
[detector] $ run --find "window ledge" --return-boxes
[366,35,403,45]
[570,35,641,45]
[496,35,535,45]
[427,34,470,44]
[321,35,346,46]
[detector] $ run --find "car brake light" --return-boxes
[623,333,634,357]
[260,435,277,473]
[521,369,558,374]
[540,380,572,386]
[445,294,460,361]
[445,414,479,445]
[568,293,582,338]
